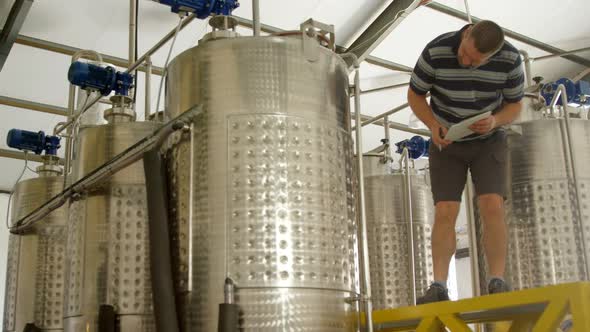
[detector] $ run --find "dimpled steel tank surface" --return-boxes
[363,158,434,309]
[165,35,359,331]
[3,168,67,332]
[63,119,159,332]
[477,118,590,291]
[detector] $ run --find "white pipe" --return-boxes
[145,56,152,120]
[550,85,590,280]
[520,50,533,88]
[463,0,472,23]
[403,148,417,305]
[129,0,137,66]
[464,172,481,297]
[252,0,261,36]
[352,58,374,332]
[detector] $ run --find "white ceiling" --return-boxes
[0,0,589,190]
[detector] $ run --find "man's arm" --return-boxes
[408,45,452,147]
[408,89,451,147]
[469,101,522,134]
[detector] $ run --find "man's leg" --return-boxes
[470,131,510,293]
[478,194,507,278]
[417,143,468,304]
[432,201,461,282]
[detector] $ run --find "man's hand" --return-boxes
[469,116,497,134]
[429,121,452,149]
[419,0,432,6]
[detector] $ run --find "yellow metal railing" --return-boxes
[368,282,590,332]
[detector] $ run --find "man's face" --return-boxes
[457,33,490,69]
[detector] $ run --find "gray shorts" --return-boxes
[428,131,508,203]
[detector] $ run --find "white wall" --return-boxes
[0,194,10,328]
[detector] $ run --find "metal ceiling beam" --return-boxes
[0,0,33,70]
[427,2,590,68]
[0,95,67,116]
[345,0,419,64]
[233,15,412,73]
[13,34,165,75]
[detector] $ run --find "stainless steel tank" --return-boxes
[3,157,67,332]
[363,157,434,309]
[476,118,590,291]
[63,102,158,332]
[164,30,359,331]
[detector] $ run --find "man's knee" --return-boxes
[434,201,460,226]
[478,194,504,220]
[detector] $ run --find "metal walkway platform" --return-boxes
[370,282,590,332]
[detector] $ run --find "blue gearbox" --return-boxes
[395,135,430,159]
[541,78,590,106]
[7,129,61,156]
[68,62,134,96]
[156,0,240,18]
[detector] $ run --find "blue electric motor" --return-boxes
[541,78,590,106]
[7,129,61,156]
[156,0,240,18]
[395,136,430,159]
[68,62,134,96]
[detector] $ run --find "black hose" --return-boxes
[218,303,240,332]
[143,149,180,332]
[97,305,116,332]
[22,323,41,332]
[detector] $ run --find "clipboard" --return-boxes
[444,111,492,141]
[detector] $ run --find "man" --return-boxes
[408,20,524,304]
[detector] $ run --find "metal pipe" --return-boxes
[353,112,431,136]
[0,148,63,164]
[345,54,374,332]
[127,14,196,74]
[15,34,164,75]
[129,0,137,66]
[402,148,417,305]
[0,95,67,116]
[129,0,138,106]
[352,103,409,129]
[532,46,590,61]
[463,0,472,23]
[384,115,391,160]
[464,172,481,297]
[360,82,410,95]
[252,0,260,37]
[145,56,152,120]
[520,50,533,88]
[9,108,196,234]
[549,85,590,279]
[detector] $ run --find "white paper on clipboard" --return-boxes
[444,111,492,141]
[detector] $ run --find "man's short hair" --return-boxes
[470,20,505,55]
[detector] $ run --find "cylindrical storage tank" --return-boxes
[63,106,158,332]
[3,158,67,332]
[165,33,359,331]
[476,118,590,292]
[363,157,434,309]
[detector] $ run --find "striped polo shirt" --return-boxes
[410,24,525,141]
